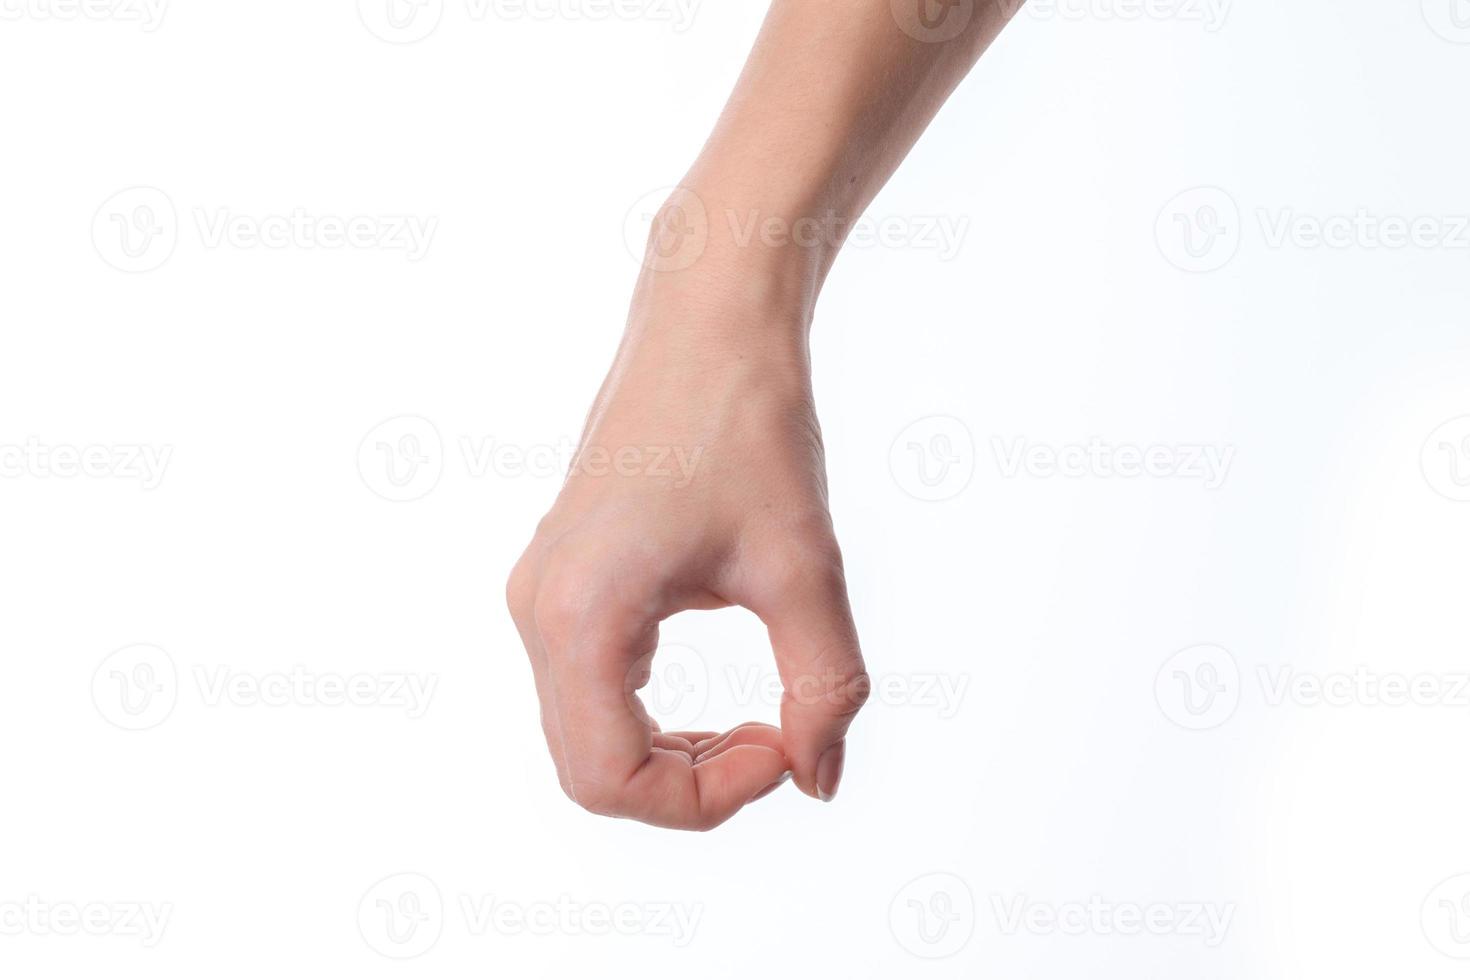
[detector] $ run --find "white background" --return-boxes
[4,0,1470,976]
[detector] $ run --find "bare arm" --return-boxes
[507,0,1018,831]
[678,0,1013,306]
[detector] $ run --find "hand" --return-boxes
[506,268,869,831]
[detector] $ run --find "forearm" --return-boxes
[639,0,1016,325]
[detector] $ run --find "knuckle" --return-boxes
[567,780,623,818]
[841,668,873,712]
[750,537,846,603]
[531,564,593,644]
[505,557,537,620]
[531,549,655,653]
[787,663,870,716]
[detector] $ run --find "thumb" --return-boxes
[746,553,869,801]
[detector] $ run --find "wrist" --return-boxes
[624,259,815,385]
[632,179,851,330]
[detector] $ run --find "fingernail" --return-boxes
[751,771,791,802]
[816,740,846,802]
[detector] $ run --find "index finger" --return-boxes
[536,592,788,830]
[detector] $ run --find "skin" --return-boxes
[507,0,1019,831]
